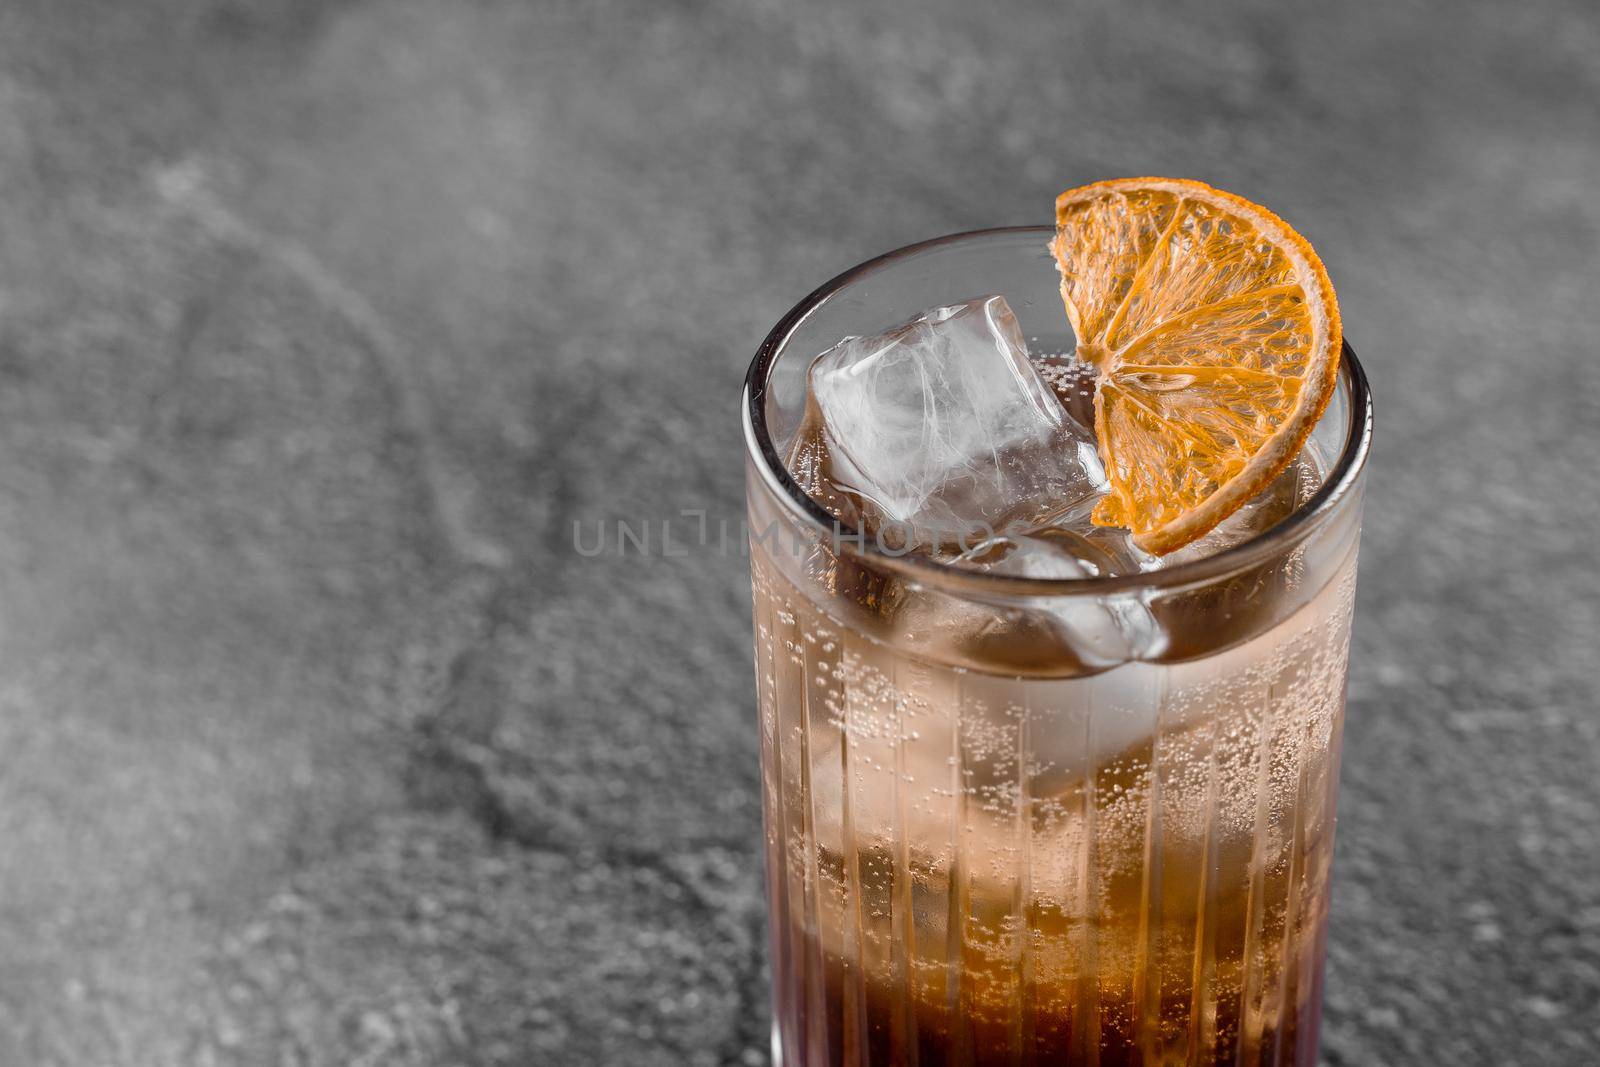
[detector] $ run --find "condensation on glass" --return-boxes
[743,229,1371,1067]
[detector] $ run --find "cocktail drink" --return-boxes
[743,183,1371,1066]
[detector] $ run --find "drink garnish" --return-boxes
[1052,177,1342,554]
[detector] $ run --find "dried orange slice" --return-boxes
[1051,177,1341,554]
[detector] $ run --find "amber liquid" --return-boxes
[751,545,1355,1067]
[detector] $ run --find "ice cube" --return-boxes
[805,296,1103,549]
[1020,522,1155,579]
[887,534,1165,677]
[959,535,1166,663]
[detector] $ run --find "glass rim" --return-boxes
[742,226,1373,598]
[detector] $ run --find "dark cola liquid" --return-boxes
[770,911,1328,1066]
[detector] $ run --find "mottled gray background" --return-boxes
[0,0,1595,1064]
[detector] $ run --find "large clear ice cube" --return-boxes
[958,534,1165,662]
[884,532,1165,679]
[805,296,1103,548]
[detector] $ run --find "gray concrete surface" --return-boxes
[0,0,1595,1063]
